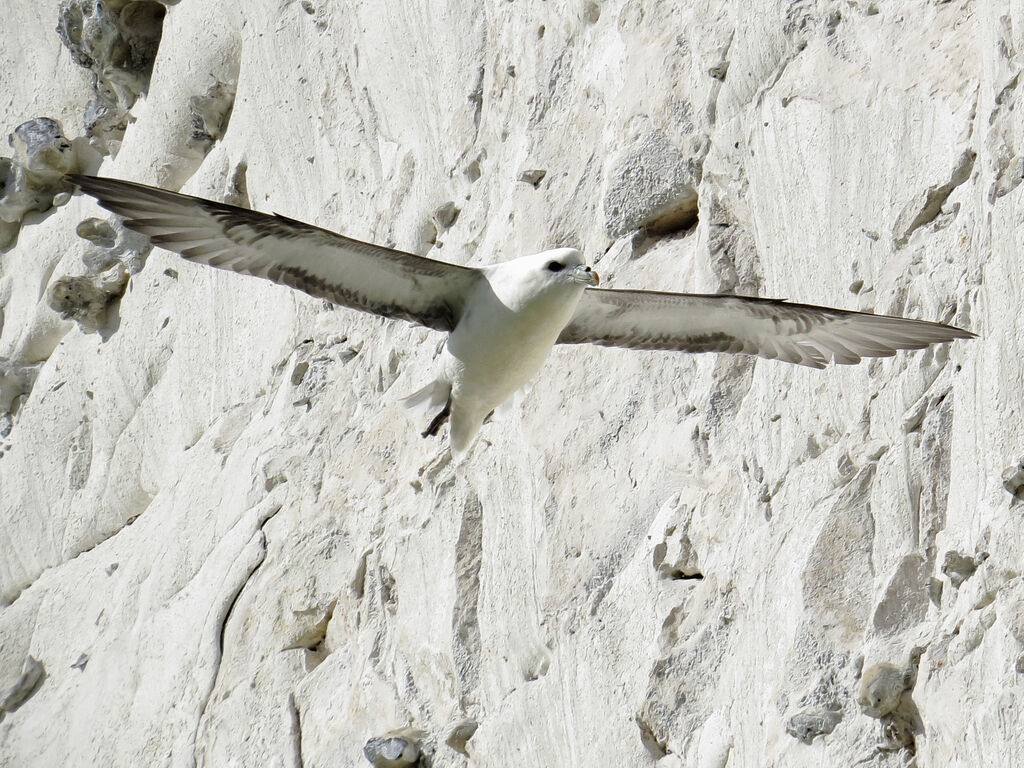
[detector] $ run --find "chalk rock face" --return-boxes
[0,2,1020,767]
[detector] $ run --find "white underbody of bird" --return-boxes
[66,174,975,459]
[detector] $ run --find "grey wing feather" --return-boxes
[66,174,480,332]
[557,288,975,368]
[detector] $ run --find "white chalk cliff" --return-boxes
[0,1,1020,766]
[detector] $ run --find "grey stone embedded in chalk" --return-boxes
[785,707,842,744]
[0,655,45,713]
[942,549,987,588]
[0,118,77,246]
[56,1,166,93]
[363,727,426,767]
[1001,459,1024,502]
[187,78,238,155]
[49,215,153,334]
[0,358,42,415]
[75,217,117,247]
[603,129,703,238]
[858,648,923,724]
[445,719,478,756]
[858,662,910,718]
[857,651,925,754]
[432,201,460,231]
[56,0,167,149]
[518,168,546,187]
[10,118,76,175]
[47,275,112,332]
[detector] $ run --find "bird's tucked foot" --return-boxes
[422,397,451,438]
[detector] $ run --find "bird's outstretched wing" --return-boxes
[557,288,974,368]
[66,174,480,332]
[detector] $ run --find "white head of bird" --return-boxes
[480,247,599,312]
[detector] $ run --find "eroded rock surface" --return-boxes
[0,118,78,249]
[56,0,168,151]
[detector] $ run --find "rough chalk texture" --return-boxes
[1,2,1022,768]
[603,129,702,237]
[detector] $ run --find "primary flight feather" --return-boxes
[66,174,975,457]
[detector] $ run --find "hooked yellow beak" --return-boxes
[574,265,600,286]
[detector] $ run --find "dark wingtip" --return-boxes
[942,325,977,340]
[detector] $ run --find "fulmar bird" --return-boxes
[66,174,975,458]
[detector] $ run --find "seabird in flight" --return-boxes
[66,174,975,458]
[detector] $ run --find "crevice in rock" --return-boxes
[222,161,250,209]
[351,547,370,599]
[194,501,284,764]
[988,70,1021,202]
[645,205,700,236]
[288,598,336,671]
[705,354,756,431]
[451,491,483,712]
[582,550,624,618]
[705,195,763,295]
[893,149,976,248]
[708,28,733,88]
[784,653,850,746]
[2,488,156,606]
[640,583,738,744]
[911,384,955,553]
[288,693,305,768]
[462,154,483,183]
[652,506,703,583]
[377,564,397,615]
[636,714,669,759]
[468,64,485,134]
[216,509,279,656]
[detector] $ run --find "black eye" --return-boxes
[546,261,565,272]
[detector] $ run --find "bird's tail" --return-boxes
[398,379,485,461]
[398,378,451,432]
